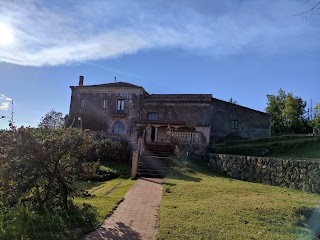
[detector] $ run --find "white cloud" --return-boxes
[0,94,12,111]
[0,102,9,111]
[0,0,319,66]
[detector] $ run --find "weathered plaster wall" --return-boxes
[69,88,143,134]
[207,154,320,193]
[210,99,271,141]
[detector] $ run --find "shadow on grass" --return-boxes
[74,181,105,192]
[165,156,204,182]
[167,166,202,182]
[84,222,141,240]
[295,206,320,238]
[166,153,234,183]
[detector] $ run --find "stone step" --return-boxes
[138,161,170,168]
[137,143,171,178]
[145,143,170,150]
[143,152,170,157]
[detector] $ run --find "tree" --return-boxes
[298,1,320,18]
[0,127,91,210]
[266,89,286,133]
[282,93,306,129]
[309,104,320,133]
[266,89,306,133]
[38,109,64,128]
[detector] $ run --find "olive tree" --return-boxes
[0,127,91,210]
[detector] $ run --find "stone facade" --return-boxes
[68,77,271,145]
[207,154,320,193]
[69,82,145,137]
[211,99,271,142]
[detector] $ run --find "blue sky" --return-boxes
[0,0,319,129]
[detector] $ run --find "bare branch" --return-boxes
[296,1,320,18]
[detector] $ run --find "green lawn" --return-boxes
[74,178,134,226]
[212,136,320,160]
[267,142,320,160]
[157,158,320,240]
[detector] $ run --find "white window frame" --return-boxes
[103,99,107,108]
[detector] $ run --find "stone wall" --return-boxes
[207,154,320,193]
[210,98,271,141]
[69,87,144,134]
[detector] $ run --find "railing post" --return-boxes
[131,151,139,180]
[138,137,144,155]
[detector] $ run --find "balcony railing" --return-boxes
[170,131,201,143]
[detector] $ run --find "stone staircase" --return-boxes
[137,143,171,178]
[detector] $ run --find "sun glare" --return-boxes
[0,22,14,46]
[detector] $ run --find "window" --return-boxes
[230,120,239,129]
[117,99,125,111]
[147,112,159,121]
[103,99,107,108]
[113,121,125,134]
[80,99,85,108]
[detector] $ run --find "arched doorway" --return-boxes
[113,121,125,134]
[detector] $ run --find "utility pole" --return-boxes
[9,100,14,128]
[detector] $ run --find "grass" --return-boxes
[157,157,320,240]
[0,160,134,240]
[74,178,134,225]
[212,135,320,160]
[0,178,135,240]
[267,142,320,160]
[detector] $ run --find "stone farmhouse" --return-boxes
[68,76,271,146]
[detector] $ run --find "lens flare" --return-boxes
[0,22,14,46]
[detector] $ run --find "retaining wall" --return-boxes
[207,154,320,193]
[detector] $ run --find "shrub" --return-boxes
[79,162,101,180]
[0,201,98,240]
[93,139,129,162]
[79,162,119,181]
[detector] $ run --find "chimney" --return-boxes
[79,76,84,86]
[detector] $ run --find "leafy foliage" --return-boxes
[93,139,129,162]
[0,202,98,240]
[0,127,92,210]
[266,89,306,133]
[309,104,320,131]
[38,109,65,129]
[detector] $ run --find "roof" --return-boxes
[136,120,211,126]
[88,82,143,88]
[211,97,269,115]
[71,82,144,90]
[144,94,212,103]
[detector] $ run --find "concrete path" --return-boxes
[84,178,163,240]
